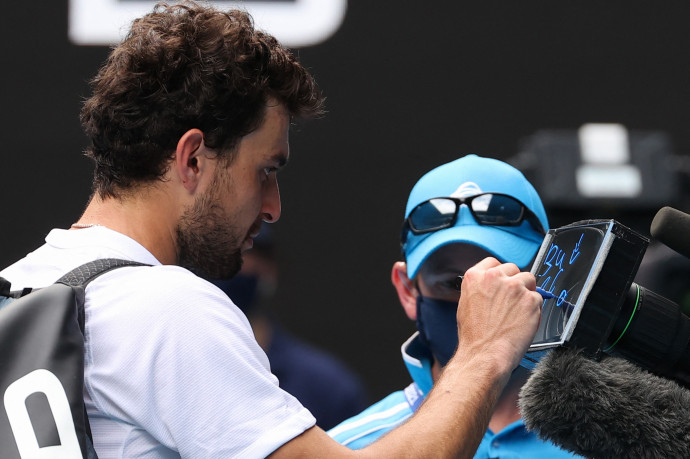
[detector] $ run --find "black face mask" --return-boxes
[415,295,459,367]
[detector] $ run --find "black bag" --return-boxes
[0,259,145,458]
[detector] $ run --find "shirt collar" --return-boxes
[401,332,434,395]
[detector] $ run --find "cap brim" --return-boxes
[406,225,544,279]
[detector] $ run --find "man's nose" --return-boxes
[261,175,281,223]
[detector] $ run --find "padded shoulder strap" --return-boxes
[57,258,150,288]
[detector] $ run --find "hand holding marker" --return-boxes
[454,275,575,310]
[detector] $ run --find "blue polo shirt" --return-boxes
[328,333,581,458]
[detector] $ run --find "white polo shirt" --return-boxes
[1,226,315,458]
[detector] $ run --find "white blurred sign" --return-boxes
[576,123,642,198]
[69,0,347,48]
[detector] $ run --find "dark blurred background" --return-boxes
[3,1,690,402]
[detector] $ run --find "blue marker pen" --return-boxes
[536,287,555,299]
[536,287,577,313]
[455,275,572,309]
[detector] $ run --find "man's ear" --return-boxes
[174,129,208,193]
[391,261,418,320]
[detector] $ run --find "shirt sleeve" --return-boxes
[84,265,316,458]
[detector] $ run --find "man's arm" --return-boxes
[270,257,542,458]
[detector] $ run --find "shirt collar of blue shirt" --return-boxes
[401,332,434,396]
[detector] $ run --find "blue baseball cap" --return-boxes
[402,154,549,278]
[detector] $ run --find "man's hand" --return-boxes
[456,257,542,374]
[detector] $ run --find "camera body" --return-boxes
[523,219,690,387]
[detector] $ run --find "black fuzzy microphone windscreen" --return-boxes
[519,347,690,458]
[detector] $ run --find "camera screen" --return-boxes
[529,222,609,350]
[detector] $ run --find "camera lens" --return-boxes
[605,283,690,387]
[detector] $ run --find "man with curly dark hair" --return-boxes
[1,2,543,457]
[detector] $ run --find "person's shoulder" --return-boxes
[327,389,413,449]
[495,420,584,458]
[523,427,586,458]
[95,264,220,294]
[88,264,243,324]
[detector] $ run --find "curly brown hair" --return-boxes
[80,1,324,199]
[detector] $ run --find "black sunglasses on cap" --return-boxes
[400,192,546,245]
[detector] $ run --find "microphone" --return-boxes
[651,206,690,260]
[519,347,690,458]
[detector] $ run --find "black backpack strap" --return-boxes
[57,258,150,288]
[58,258,150,459]
[57,258,151,335]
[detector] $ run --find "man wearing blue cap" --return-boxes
[329,154,580,458]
